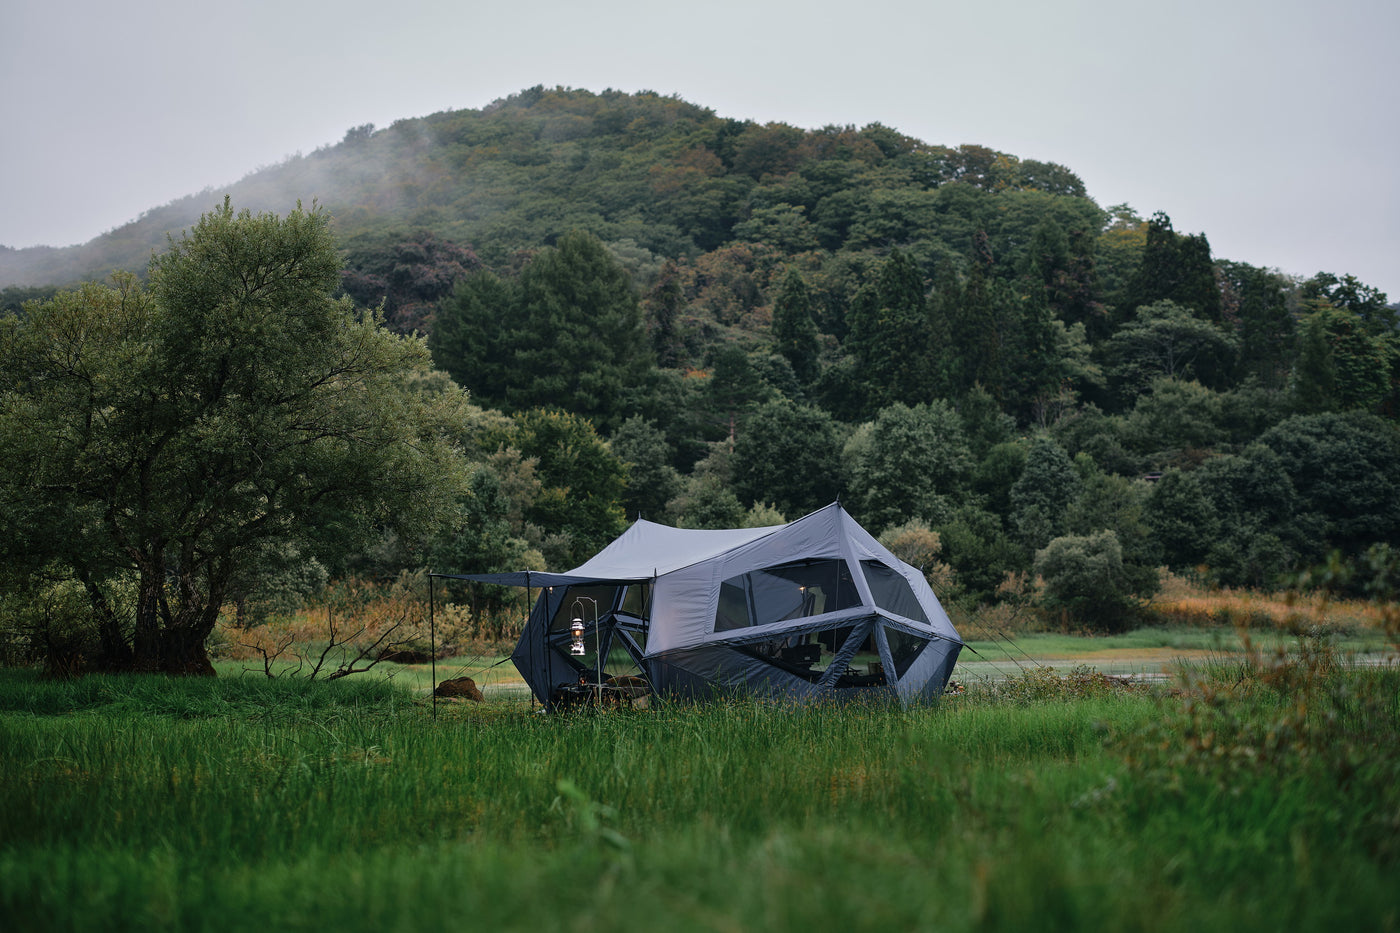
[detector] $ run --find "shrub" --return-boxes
[1033,530,1142,632]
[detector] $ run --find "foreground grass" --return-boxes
[1,655,1397,932]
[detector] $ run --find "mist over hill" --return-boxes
[0,86,1097,290]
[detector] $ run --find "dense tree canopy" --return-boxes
[430,230,650,433]
[0,202,472,672]
[3,87,1397,626]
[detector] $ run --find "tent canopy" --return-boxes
[441,503,962,708]
[444,520,783,588]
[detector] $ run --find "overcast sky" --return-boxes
[3,0,1396,297]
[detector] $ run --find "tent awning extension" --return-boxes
[435,516,787,590]
[432,570,651,588]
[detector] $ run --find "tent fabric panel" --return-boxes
[567,519,781,580]
[670,607,875,654]
[510,586,572,704]
[647,504,848,653]
[835,508,960,643]
[650,503,960,654]
[892,637,962,705]
[648,646,825,702]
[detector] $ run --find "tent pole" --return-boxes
[527,573,536,712]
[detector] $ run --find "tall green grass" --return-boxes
[2,656,1396,932]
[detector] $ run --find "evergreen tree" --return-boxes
[1218,261,1294,389]
[1145,469,1219,570]
[771,268,820,384]
[948,232,1005,399]
[843,249,933,413]
[513,232,650,430]
[499,408,628,567]
[1121,212,1221,323]
[609,416,683,521]
[643,260,686,369]
[431,232,651,433]
[1027,217,1106,337]
[1009,435,1081,549]
[1290,307,1390,413]
[1259,412,1400,555]
[428,270,518,406]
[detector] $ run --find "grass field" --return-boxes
[2,627,1397,932]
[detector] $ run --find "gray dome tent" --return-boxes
[451,503,962,709]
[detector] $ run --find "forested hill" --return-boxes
[5,86,1398,607]
[1,85,1097,289]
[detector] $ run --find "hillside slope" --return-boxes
[0,86,1096,289]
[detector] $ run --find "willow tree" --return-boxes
[0,201,471,674]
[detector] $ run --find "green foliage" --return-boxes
[1258,411,1400,554]
[1034,530,1141,632]
[1065,458,1159,601]
[0,284,58,316]
[608,415,683,521]
[845,401,972,532]
[424,467,536,611]
[431,231,649,433]
[1009,435,1081,549]
[1193,443,1309,586]
[1290,306,1392,413]
[1300,271,1394,336]
[843,249,934,413]
[971,440,1028,518]
[2,87,1394,595]
[1218,260,1294,388]
[1103,300,1239,400]
[671,477,746,529]
[731,398,843,517]
[0,202,471,673]
[1145,469,1219,570]
[770,267,820,384]
[1119,377,1228,465]
[936,505,1025,604]
[494,409,627,567]
[339,229,480,334]
[1119,211,1221,323]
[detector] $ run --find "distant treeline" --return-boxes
[4,87,1397,619]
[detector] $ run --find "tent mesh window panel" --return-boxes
[737,623,886,687]
[860,560,930,624]
[882,625,929,678]
[618,583,651,619]
[568,639,646,682]
[714,559,861,632]
[548,585,620,632]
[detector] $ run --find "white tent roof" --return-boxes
[568,519,783,580]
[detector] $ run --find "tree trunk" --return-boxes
[151,624,216,676]
[132,564,165,669]
[80,574,133,669]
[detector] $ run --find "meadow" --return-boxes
[2,616,1397,933]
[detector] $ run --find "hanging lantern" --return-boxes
[569,617,586,656]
